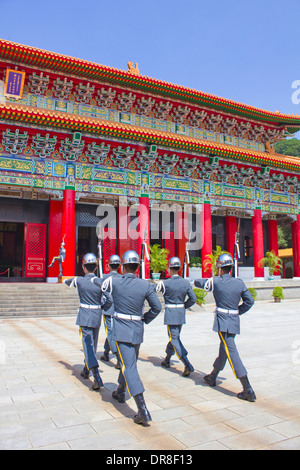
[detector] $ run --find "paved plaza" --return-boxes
[0,298,300,451]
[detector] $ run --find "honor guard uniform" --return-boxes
[97,255,121,369]
[64,253,107,391]
[157,257,197,377]
[194,253,256,402]
[100,250,162,425]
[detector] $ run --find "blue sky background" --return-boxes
[0,0,299,137]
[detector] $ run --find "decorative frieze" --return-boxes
[75,82,95,103]
[135,97,155,116]
[86,142,111,165]
[116,92,136,112]
[52,77,73,100]
[60,132,84,161]
[31,133,57,158]
[2,129,29,154]
[28,72,49,95]
[96,87,116,108]
[111,146,135,168]
[154,101,173,119]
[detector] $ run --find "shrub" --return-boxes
[193,288,207,306]
[248,287,257,301]
[272,286,284,300]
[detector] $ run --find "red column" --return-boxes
[252,209,264,279]
[202,203,213,278]
[268,219,280,276]
[47,200,63,279]
[138,196,150,279]
[292,215,300,278]
[62,189,76,277]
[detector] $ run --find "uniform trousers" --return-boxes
[103,315,117,355]
[165,325,188,359]
[115,341,145,397]
[79,326,100,370]
[213,332,247,379]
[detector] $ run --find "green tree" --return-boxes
[277,225,292,249]
[273,138,300,157]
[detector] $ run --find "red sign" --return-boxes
[24,224,47,277]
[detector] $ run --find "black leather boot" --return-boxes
[181,355,194,377]
[91,367,103,390]
[237,376,256,402]
[203,369,219,387]
[114,353,121,370]
[101,351,110,362]
[80,365,90,379]
[112,384,126,403]
[161,354,171,368]
[133,393,152,425]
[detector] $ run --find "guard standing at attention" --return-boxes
[99,255,121,369]
[194,253,256,402]
[97,250,161,425]
[157,257,197,377]
[64,253,108,391]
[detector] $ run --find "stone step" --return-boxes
[0,282,165,317]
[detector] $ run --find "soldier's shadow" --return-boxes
[58,361,138,421]
[138,356,237,398]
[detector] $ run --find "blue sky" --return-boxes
[0,0,299,138]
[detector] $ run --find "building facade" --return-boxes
[0,39,300,282]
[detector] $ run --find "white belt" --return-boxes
[165,303,185,308]
[113,312,142,321]
[80,303,102,309]
[216,307,239,314]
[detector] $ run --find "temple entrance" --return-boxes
[75,203,117,276]
[76,226,98,275]
[0,222,24,280]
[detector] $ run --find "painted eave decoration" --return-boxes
[1,39,300,133]
[1,102,300,173]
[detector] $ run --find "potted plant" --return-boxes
[272,286,284,302]
[189,256,202,280]
[203,245,231,276]
[193,288,207,307]
[149,244,169,280]
[259,250,282,280]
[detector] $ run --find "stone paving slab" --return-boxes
[0,299,300,450]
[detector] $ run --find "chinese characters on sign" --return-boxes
[4,69,26,99]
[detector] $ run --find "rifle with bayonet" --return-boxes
[233,218,241,278]
[97,227,103,278]
[183,231,192,279]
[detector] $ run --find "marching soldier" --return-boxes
[64,253,108,391]
[157,257,197,377]
[96,250,161,425]
[194,253,256,402]
[99,255,121,369]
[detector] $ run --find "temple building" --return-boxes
[0,39,300,282]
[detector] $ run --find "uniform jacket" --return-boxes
[98,273,162,345]
[159,275,197,325]
[98,270,121,317]
[194,274,254,334]
[64,273,106,328]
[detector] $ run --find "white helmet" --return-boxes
[121,250,140,265]
[109,254,121,265]
[82,253,97,266]
[216,253,234,268]
[168,256,181,268]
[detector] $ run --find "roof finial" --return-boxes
[127,61,140,75]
